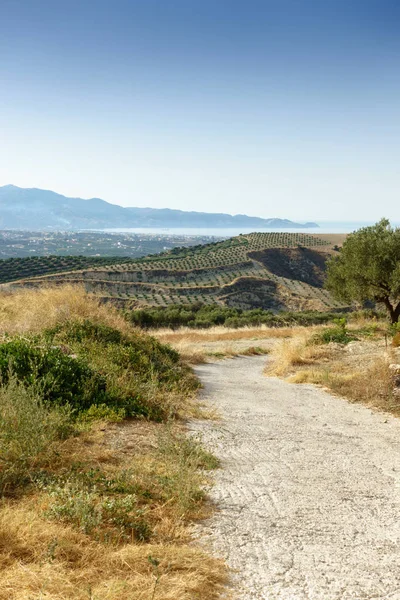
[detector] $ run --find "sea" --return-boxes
[98,222,383,238]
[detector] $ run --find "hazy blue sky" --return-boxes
[1,0,399,221]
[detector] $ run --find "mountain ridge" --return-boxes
[0,185,319,230]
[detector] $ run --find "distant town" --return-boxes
[0,230,222,259]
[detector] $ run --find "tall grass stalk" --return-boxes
[0,377,72,495]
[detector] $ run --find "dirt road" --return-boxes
[192,356,400,599]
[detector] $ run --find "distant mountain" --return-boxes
[0,185,318,230]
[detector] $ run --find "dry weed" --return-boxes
[0,419,227,599]
[0,503,226,600]
[267,331,332,376]
[154,324,298,345]
[269,323,400,416]
[0,285,131,336]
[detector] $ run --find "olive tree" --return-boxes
[326,219,400,323]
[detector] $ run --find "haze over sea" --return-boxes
[99,222,389,237]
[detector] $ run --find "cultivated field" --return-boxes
[4,232,348,311]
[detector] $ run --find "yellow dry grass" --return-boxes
[0,418,227,600]
[154,324,297,344]
[0,502,225,600]
[266,329,332,377]
[287,355,399,413]
[154,325,303,365]
[168,339,271,365]
[267,324,400,416]
[0,285,130,336]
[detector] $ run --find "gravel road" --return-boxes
[192,356,400,600]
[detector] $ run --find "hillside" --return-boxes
[6,232,348,312]
[0,286,225,598]
[0,185,318,229]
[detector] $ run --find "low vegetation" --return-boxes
[126,303,349,330]
[0,285,226,599]
[266,316,400,416]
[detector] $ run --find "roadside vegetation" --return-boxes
[125,303,348,330]
[0,285,226,599]
[266,315,400,416]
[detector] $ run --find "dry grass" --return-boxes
[0,285,131,336]
[171,341,209,365]
[0,419,227,600]
[154,324,297,344]
[267,323,400,416]
[266,329,333,377]
[171,339,271,365]
[288,356,399,412]
[155,324,302,365]
[0,502,226,600]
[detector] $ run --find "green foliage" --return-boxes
[0,338,106,410]
[315,327,357,345]
[157,430,220,471]
[46,482,150,541]
[39,428,219,542]
[0,378,73,495]
[126,303,348,330]
[312,318,357,345]
[42,465,152,541]
[0,319,198,421]
[45,319,199,420]
[0,255,131,284]
[78,403,126,423]
[45,319,124,345]
[326,219,400,323]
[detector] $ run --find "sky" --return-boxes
[0,0,399,222]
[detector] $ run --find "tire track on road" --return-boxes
[192,356,400,600]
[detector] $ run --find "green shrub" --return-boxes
[46,319,123,345]
[0,318,198,422]
[125,303,348,330]
[46,483,150,541]
[78,403,126,423]
[0,338,106,410]
[44,319,199,420]
[313,320,357,345]
[0,378,73,495]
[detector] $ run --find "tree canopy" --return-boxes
[326,219,400,323]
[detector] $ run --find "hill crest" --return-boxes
[0,185,318,230]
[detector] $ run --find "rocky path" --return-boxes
[192,356,400,599]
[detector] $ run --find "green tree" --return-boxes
[326,219,400,323]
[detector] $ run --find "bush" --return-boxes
[46,482,150,541]
[312,319,357,345]
[0,338,106,410]
[44,319,199,420]
[0,317,199,422]
[0,378,73,495]
[125,304,347,330]
[46,319,123,345]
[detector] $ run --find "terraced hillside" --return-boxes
[0,255,135,284]
[3,232,348,311]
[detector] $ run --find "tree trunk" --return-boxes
[382,297,400,324]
